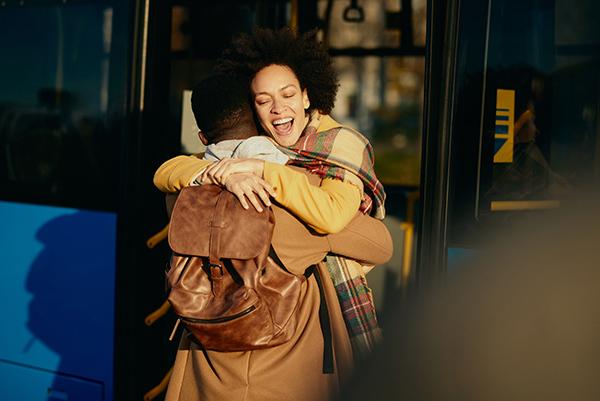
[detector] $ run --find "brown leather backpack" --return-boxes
[166,184,305,351]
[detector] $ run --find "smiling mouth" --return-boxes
[272,117,294,135]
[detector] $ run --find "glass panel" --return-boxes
[331,56,424,311]
[479,0,600,214]
[167,1,290,155]
[331,56,424,186]
[318,0,426,48]
[0,2,130,211]
[411,0,427,47]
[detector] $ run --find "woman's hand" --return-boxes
[199,158,265,187]
[224,173,276,212]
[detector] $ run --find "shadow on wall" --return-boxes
[26,211,116,400]
[339,194,600,401]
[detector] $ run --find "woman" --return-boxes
[155,29,385,229]
[156,28,389,401]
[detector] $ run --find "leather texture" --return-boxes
[167,185,304,351]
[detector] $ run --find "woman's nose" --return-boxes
[271,98,285,114]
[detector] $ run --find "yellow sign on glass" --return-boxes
[494,89,515,163]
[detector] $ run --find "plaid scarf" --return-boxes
[323,256,382,361]
[282,113,385,360]
[281,112,386,219]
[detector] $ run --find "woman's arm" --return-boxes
[154,156,275,211]
[153,155,211,193]
[262,162,361,234]
[154,155,362,234]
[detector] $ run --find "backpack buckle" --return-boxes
[204,260,223,279]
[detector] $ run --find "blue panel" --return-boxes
[0,201,116,400]
[0,360,104,401]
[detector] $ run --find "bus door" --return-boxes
[419,0,600,278]
[148,0,428,319]
[0,1,132,400]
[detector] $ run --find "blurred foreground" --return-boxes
[341,194,600,401]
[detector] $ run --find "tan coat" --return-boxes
[164,187,392,401]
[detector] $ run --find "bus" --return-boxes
[0,0,598,399]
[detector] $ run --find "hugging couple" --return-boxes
[154,27,393,401]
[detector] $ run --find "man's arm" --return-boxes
[271,207,392,276]
[327,213,393,265]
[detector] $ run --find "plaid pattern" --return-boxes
[281,112,386,219]
[282,113,386,360]
[323,256,382,360]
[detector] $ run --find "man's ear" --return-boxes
[198,130,209,146]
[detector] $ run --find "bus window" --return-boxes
[0,3,130,211]
[330,56,424,187]
[477,0,600,215]
[315,0,427,306]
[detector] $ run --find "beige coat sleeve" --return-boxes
[271,207,393,275]
[327,213,393,265]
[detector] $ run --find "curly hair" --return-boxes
[215,28,339,114]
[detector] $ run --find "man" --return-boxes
[162,73,392,401]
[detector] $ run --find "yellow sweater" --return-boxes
[153,116,361,234]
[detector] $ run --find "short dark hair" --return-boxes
[191,73,253,142]
[215,28,339,114]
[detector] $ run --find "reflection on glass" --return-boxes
[481,0,600,212]
[318,0,426,48]
[0,4,126,210]
[331,56,424,186]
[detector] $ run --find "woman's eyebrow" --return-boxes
[254,84,298,96]
[279,84,297,91]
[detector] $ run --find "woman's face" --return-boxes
[251,64,310,147]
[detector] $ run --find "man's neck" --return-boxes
[212,125,258,143]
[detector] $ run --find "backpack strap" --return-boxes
[207,223,222,296]
[270,248,334,374]
[306,265,334,374]
[206,189,227,296]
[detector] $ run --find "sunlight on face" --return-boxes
[251,64,310,147]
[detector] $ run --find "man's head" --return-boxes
[191,73,258,145]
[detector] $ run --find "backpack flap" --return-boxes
[168,185,274,259]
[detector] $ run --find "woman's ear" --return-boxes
[302,89,310,110]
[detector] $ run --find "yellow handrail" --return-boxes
[144,300,171,326]
[399,222,414,287]
[147,224,169,249]
[143,367,173,401]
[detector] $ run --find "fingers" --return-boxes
[230,189,250,210]
[245,191,264,213]
[201,158,232,186]
[255,181,273,207]
[230,181,263,212]
[224,174,275,212]
[235,177,265,212]
[201,159,264,186]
